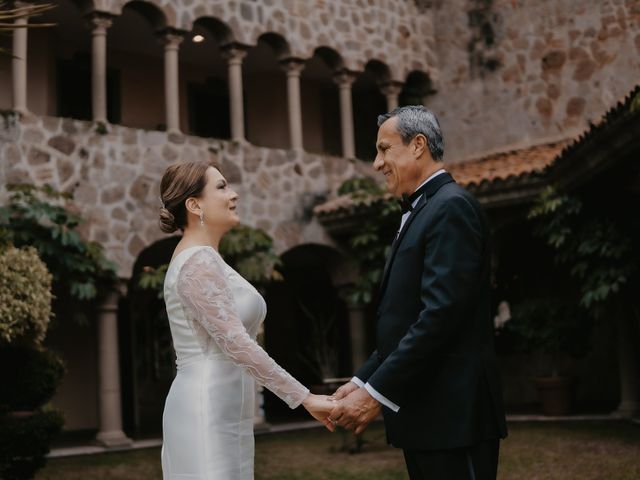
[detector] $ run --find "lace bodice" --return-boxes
[164,246,309,409]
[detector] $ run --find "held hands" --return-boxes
[302,394,337,432]
[329,382,382,435]
[303,382,382,435]
[330,381,359,400]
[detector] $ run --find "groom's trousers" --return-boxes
[402,438,499,480]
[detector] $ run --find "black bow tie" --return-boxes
[398,194,413,214]
[397,181,431,214]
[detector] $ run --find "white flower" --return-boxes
[493,301,511,330]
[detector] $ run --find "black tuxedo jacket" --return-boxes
[355,172,507,450]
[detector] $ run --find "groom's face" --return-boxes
[373,118,422,197]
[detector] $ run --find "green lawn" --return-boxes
[36,421,640,480]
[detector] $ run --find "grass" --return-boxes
[36,421,640,480]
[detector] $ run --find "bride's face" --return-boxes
[197,167,239,231]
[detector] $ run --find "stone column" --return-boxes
[380,81,403,112]
[222,44,248,142]
[334,70,357,159]
[161,29,184,134]
[96,290,132,448]
[88,13,113,124]
[348,306,367,371]
[613,312,640,418]
[280,58,306,151]
[12,5,28,115]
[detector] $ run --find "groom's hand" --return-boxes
[330,381,359,401]
[329,387,381,435]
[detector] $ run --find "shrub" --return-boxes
[0,345,65,411]
[0,410,64,480]
[0,247,52,345]
[0,183,117,307]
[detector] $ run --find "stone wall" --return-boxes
[427,0,640,161]
[90,0,437,82]
[0,115,371,277]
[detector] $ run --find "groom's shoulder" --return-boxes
[430,182,484,221]
[432,180,476,206]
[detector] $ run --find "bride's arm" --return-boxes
[176,248,309,409]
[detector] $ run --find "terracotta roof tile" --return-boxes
[448,141,568,188]
[314,141,568,216]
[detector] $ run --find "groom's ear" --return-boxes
[411,134,427,159]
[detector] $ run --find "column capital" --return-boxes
[380,80,404,97]
[97,284,125,313]
[85,11,114,33]
[158,27,187,49]
[221,43,250,64]
[333,69,358,88]
[279,58,306,77]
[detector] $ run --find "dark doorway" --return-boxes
[262,244,350,422]
[56,54,121,123]
[121,236,180,437]
[187,77,231,139]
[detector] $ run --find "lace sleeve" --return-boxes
[176,247,309,409]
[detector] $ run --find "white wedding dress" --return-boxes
[161,245,309,479]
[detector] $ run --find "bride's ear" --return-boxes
[185,197,201,216]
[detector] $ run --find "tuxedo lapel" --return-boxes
[378,173,455,295]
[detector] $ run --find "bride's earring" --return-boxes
[199,211,204,227]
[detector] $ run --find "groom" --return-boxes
[329,106,507,479]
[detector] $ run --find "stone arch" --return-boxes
[364,59,392,85]
[192,16,236,45]
[29,0,92,119]
[297,47,345,156]
[115,0,172,29]
[108,1,168,130]
[353,61,389,160]
[313,46,344,71]
[262,243,351,419]
[121,235,180,435]
[400,70,434,106]
[182,17,236,139]
[257,32,291,60]
[243,33,291,149]
[69,0,95,15]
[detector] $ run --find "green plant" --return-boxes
[0,246,52,345]
[0,184,117,306]
[298,301,338,381]
[0,409,64,480]
[336,177,400,307]
[138,224,282,296]
[528,186,639,316]
[94,121,108,135]
[0,344,65,410]
[219,224,283,285]
[506,297,589,377]
[138,264,169,299]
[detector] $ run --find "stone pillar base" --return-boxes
[253,421,270,434]
[612,401,640,419]
[96,429,133,448]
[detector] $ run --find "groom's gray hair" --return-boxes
[378,105,444,161]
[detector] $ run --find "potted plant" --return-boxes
[0,245,64,480]
[505,296,590,415]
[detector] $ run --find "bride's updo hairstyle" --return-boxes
[159,160,219,233]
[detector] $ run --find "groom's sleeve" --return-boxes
[366,195,484,408]
[353,349,382,383]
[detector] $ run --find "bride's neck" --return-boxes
[181,227,223,251]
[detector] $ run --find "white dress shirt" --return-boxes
[353,168,447,413]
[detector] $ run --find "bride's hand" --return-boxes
[302,394,337,432]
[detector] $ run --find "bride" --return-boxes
[158,160,335,479]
